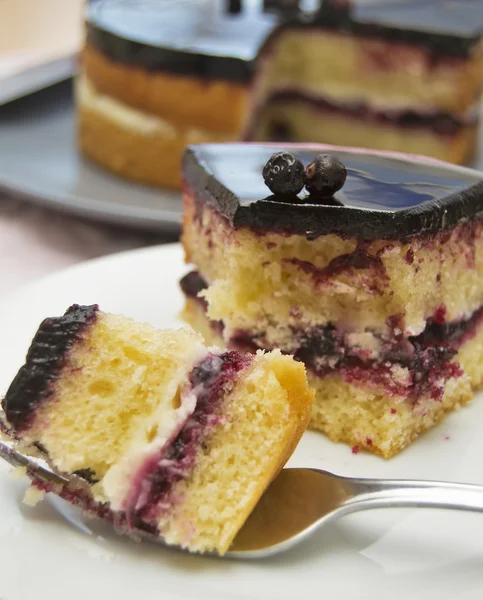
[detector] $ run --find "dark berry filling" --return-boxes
[231,308,483,401]
[180,272,224,337]
[262,89,474,136]
[2,305,99,432]
[266,120,294,142]
[283,241,389,294]
[73,468,100,484]
[180,271,483,403]
[125,351,253,531]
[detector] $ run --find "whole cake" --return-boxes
[79,0,483,189]
[181,142,483,458]
[1,304,313,554]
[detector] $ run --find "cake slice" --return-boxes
[1,304,313,555]
[252,0,483,165]
[181,142,483,458]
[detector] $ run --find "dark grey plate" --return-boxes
[0,80,181,233]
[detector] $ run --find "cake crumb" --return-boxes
[23,485,46,507]
[9,466,27,480]
[444,435,451,441]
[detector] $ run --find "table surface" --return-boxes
[0,192,173,297]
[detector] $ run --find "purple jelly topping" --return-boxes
[127,351,252,531]
[2,305,99,432]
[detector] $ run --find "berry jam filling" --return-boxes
[126,351,253,531]
[262,89,474,136]
[2,305,99,432]
[283,241,389,295]
[180,271,483,402]
[232,308,483,401]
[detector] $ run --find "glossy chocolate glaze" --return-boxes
[86,0,482,82]
[86,0,274,82]
[183,143,483,240]
[2,305,99,432]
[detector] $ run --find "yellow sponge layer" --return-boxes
[160,350,313,553]
[26,315,206,477]
[182,297,482,458]
[182,189,483,339]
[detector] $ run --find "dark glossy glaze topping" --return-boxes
[2,305,99,432]
[183,143,483,240]
[86,0,274,82]
[86,0,482,81]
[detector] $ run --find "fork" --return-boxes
[2,437,483,559]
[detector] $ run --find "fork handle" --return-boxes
[340,477,483,516]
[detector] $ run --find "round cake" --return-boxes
[78,0,483,189]
[79,0,272,189]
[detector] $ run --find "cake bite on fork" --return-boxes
[1,304,313,555]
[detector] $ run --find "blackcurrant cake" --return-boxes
[79,0,483,189]
[181,142,483,458]
[1,305,313,554]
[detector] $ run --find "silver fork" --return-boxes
[1,437,483,559]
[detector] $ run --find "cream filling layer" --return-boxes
[77,75,228,140]
[100,340,210,511]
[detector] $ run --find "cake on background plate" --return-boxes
[181,142,483,458]
[1,304,313,554]
[79,0,483,189]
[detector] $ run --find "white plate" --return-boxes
[1,243,483,600]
